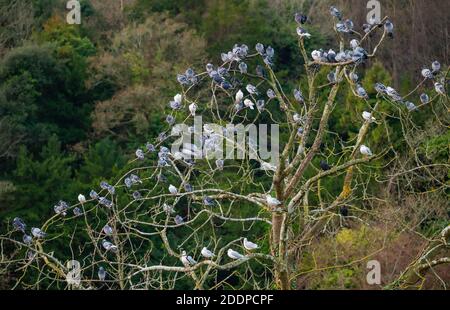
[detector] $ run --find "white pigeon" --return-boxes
[227,248,245,260]
[243,238,259,250]
[168,184,178,195]
[235,89,244,104]
[360,145,373,156]
[350,39,360,49]
[78,194,86,204]
[260,161,277,172]
[266,195,281,207]
[189,103,197,116]
[246,84,258,95]
[244,99,255,110]
[201,247,215,258]
[181,251,197,265]
[362,111,376,123]
[293,113,302,124]
[31,227,46,239]
[174,93,182,104]
[421,68,433,79]
[311,50,322,61]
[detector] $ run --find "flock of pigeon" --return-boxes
[10,5,447,283]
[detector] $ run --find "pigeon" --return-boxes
[267,89,276,99]
[22,234,32,245]
[73,207,82,217]
[386,87,402,101]
[189,103,197,116]
[132,191,142,200]
[374,83,387,94]
[78,194,86,204]
[244,99,255,110]
[169,184,178,195]
[135,149,145,160]
[256,99,265,111]
[203,196,215,206]
[13,217,26,232]
[420,93,429,104]
[90,190,99,200]
[362,111,376,122]
[174,94,182,104]
[146,143,156,152]
[294,89,304,103]
[98,267,106,281]
[330,6,342,20]
[256,65,266,77]
[356,84,368,99]
[296,27,311,39]
[266,195,281,207]
[311,50,323,62]
[184,183,193,193]
[320,161,331,171]
[360,145,373,156]
[239,62,248,74]
[421,68,433,79]
[349,72,359,83]
[405,101,417,112]
[350,39,360,49]
[384,20,394,38]
[215,159,224,170]
[201,247,215,258]
[99,197,113,208]
[227,248,245,260]
[103,225,113,236]
[181,251,197,265]
[435,82,445,95]
[102,239,118,252]
[246,84,258,95]
[327,71,337,84]
[166,115,175,125]
[235,90,244,104]
[54,203,67,216]
[243,238,259,250]
[31,227,46,239]
[255,43,265,55]
[169,100,181,110]
[294,12,308,24]
[174,215,184,225]
[293,113,303,124]
[266,46,275,58]
[432,61,441,73]
[163,203,175,214]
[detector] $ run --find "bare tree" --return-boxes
[1,5,448,290]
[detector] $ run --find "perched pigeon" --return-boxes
[89,190,99,200]
[146,143,156,152]
[78,194,86,204]
[384,20,394,38]
[246,84,258,95]
[431,61,441,73]
[13,217,26,232]
[256,65,266,77]
[386,87,402,101]
[356,84,368,99]
[293,113,303,124]
[349,72,359,83]
[267,89,276,99]
[266,195,281,207]
[201,247,215,258]
[256,99,265,111]
[374,83,387,94]
[102,239,118,252]
[435,82,445,95]
[405,101,417,112]
[420,93,429,104]
[203,196,215,206]
[255,43,265,55]
[174,94,182,104]
[73,207,82,217]
[184,183,193,193]
[239,62,248,74]
[360,145,373,156]
[169,185,178,195]
[327,71,337,84]
[135,149,145,160]
[235,90,244,104]
[98,267,106,281]
[227,248,245,260]
[294,89,304,103]
[23,234,33,245]
[103,225,113,236]
[294,12,308,24]
[163,203,175,214]
[189,103,197,116]
[260,161,277,172]
[350,39,359,49]
[330,6,342,20]
[244,99,255,110]
[174,215,184,225]
[215,159,224,170]
[320,161,331,171]
[243,238,259,250]
[31,227,46,239]
[181,251,197,265]
[296,27,311,39]
[421,68,433,79]
[362,111,376,122]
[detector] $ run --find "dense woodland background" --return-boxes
[0,0,449,289]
